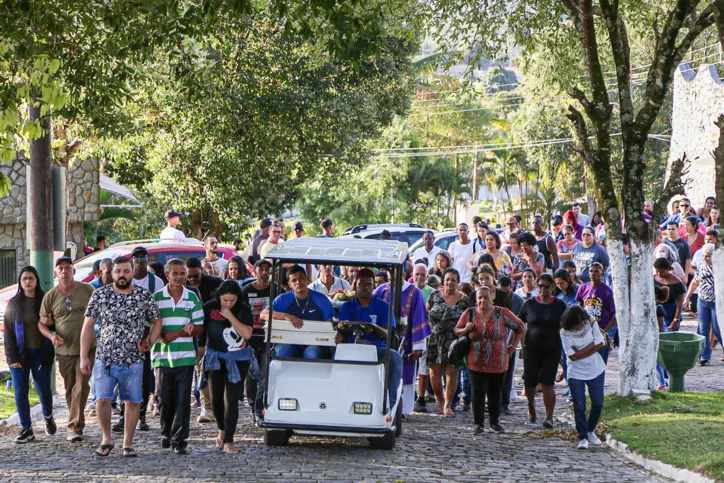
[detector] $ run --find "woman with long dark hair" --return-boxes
[202,280,256,453]
[224,256,255,288]
[429,250,454,280]
[3,266,56,443]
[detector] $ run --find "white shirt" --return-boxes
[561,323,606,381]
[133,273,164,292]
[205,257,228,277]
[577,213,591,227]
[310,276,350,295]
[448,239,475,283]
[515,286,539,300]
[260,239,284,258]
[160,226,186,241]
[413,245,442,270]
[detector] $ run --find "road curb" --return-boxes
[605,434,716,483]
[0,403,44,427]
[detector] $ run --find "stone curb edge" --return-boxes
[0,402,44,427]
[605,434,717,483]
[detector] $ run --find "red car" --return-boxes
[0,238,241,337]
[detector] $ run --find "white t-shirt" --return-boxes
[160,226,186,241]
[561,323,606,381]
[413,245,442,270]
[448,240,475,283]
[310,277,350,295]
[260,239,284,258]
[133,273,165,292]
[205,257,229,278]
[515,286,539,300]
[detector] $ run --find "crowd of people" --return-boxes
[3,195,720,454]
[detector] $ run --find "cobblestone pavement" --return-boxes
[0,315,720,482]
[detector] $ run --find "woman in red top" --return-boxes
[563,210,583,240]
[455,286,526,435]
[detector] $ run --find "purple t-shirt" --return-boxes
[575,282,616,330]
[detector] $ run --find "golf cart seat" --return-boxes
[266,319,338,347]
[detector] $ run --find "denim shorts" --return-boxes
[93,361,144,403]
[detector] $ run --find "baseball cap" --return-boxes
[260,218,272,229]
[321,218,334,228]
[355,268,376,282]
[131,246,149,257]
[293,221,304,231]
[550,215,563,225]
[55,256,73,267]
[165,209,182,219]
[254,259,272,269]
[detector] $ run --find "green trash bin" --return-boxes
[657,332,705,392]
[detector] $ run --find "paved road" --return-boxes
[1,316,720,482]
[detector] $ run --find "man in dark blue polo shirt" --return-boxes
[336,269,403,409]
[262,265,335,359]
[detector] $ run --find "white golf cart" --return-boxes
[259,238,408,450]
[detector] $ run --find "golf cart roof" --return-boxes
[265,238,408,267]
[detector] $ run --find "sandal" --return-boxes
[223,444,240,454]
[122,447,138,457]
[95,443,114,457]
[543,419,554,429]
[527,408,537,424]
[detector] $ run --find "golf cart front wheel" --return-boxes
[264,429,291,446]
[368,431,396,450]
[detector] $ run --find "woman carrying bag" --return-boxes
[560,305,606,450]
[3,266,56,443]
[454,286,525,435]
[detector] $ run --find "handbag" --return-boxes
[448,308,474,365]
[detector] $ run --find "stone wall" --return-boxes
[667,63,720,207]
[0,155,101,283]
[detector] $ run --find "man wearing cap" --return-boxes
[373,269,430,415]
[319,218,335,238]
[241,259,275,422]
[202,237,228,277]
[248,218,272,264]
[291,221,305,239]
[260,223,285,258]
[160,210,186,241]
[336,269,404,410]
[38,257,96,442]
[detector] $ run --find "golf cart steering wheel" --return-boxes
[337,321,373,344]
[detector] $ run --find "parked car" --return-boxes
[407,231,459,258]
[0,238,240,338]
[340,224,437,247]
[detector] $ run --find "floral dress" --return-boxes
[426,290,468,366]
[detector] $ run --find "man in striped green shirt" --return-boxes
[151,259,204,455]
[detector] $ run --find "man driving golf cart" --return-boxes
[335,268,403,409]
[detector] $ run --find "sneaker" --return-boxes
[136,418,149,431]
[414,400,427,413]
[587,432,602,446]
[577,439,589,450]
[509,389,519,402]
[657,384,669,391]
[161,438,171,449]
[88,408,96,417]
[463,405,471,412]
[15,428,35,444]
[112,404,121,415]
[67,431,84,442]
[173,446,188,455]
[197,408,211,423]
[699,360,710,366]
[562,389,570,397]
[490,423,506,433]
[44,416,57,436]
[112,419,124,433]
[249,411,256,424]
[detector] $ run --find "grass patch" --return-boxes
[0,388,40,420]
[602,391,724,482]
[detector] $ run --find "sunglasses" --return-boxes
[187,273,201,280]
[680,204,690,208]
[65,297,72,313]
[133,256,148,261]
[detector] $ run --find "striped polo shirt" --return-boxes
[151,286,204,368]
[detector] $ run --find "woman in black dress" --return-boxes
[518,273,568,428]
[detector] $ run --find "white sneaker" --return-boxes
[197,408,211,423]
[510,389,519,402]
[587,432,602,446]
[577,439,589,450]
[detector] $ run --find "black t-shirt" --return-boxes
[670,238,691,266]
[654,280,686,304]
[519,297,567,348]
[249,234,270,263]
[494,290,512,310]
[203,299,253,353]
[240,282,273,349]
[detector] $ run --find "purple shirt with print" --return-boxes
[575,282,616,330]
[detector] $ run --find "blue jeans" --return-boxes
[377,347,403,410]
[9,349,54,430]
[569,371,605,440]
[93,361,144,403]
[275,344,329,359]
[698,299,722,361]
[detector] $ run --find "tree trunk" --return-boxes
[28,101,54,291]
[615,239,659,394]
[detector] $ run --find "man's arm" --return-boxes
[38,314,64,347]
[547,236,559,271]
[80,317,96,374]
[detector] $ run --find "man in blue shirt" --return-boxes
[262,265,335,359]
[336,269,403,410]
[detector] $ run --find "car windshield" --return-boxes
[73,250,126,281]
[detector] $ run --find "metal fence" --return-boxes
[0,249,17,289]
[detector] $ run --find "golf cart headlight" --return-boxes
[353,402,373,414]
[278,398,298,411]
